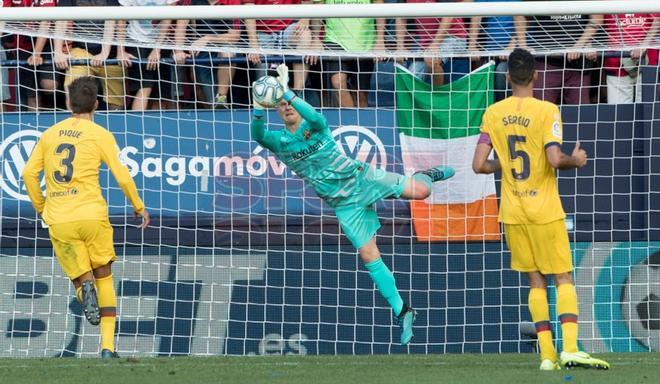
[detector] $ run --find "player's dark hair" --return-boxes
[68,76,98,114]
[508,48,536,86]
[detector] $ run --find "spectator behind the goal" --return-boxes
[323,0,385,108]
[174,0,241,109]
[522,3,603,105]
[244,0,316,95]
[54,0,126,110]
[395,0,470,88]
[116,0,177,111]
[1,0,62,111]
[603,12,659,104]
[468,0,525,99]
[116,0,178,110]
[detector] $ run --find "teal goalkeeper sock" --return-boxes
[412,173,433,190]
[365,258,404,316]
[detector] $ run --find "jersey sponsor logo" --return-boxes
[0,130,43,201]
[550,14,582,21]
[48,187,78,198]
[511,188,538,198]
[616,15,647,28]
[332,125,387,169]
[290,137,331,161]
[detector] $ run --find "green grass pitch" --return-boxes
[2,353,659,384]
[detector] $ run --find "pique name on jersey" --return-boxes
[502,115,531,128]
[59,130,82,139]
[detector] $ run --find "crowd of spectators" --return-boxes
[0,0,658,112]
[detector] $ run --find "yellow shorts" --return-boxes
[48,220,116,280]
[64,48,125,108]
[504,219,573,275]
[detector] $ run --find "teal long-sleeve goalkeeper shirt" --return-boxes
[250,91,364,207]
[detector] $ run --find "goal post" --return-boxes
[0,2,659,357]
[0,1,659,20]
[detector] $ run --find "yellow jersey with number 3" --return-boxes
[22,117,144,225]
[480,96,566,224]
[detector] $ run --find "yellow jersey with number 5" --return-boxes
[22,117,144,225]
[480,96,566,224]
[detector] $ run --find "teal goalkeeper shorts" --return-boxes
[334,166,408,249]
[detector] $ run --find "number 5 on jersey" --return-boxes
[507,135,530,181]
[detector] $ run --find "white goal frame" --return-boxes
[0,1,659,21]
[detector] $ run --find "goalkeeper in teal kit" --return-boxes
[251,65,454,345]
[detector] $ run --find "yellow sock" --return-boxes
[557,283,579,353]
[529,288,557,361]
[95,274,117,352]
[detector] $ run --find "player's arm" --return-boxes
[513,16,528,49]
[276,64,327,131]
[545,142,587,170]
[543,105,587,170]
[99,132,149,228]
[250,103,282,152]
[22,139,46,214]
[472,135,501,174]
[472,112,501,174]
[632,15,660,59]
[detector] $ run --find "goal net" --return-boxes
[0,1,658,356]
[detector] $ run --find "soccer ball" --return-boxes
[252,76,284,108]
[621,251,660,351]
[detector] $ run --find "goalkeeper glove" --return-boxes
[251,81,266,112]
[276,63,290,93]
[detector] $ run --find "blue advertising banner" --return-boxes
[1,105,658,243]
[0,109,403,217]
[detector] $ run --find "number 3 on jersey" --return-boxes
[53,143,76,183]
[507,135,530,181]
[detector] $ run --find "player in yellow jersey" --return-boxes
[472,49,609,371]
[22,77,149,359]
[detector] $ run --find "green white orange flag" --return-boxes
[395,62,501,241]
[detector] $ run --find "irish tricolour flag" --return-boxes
[396,63,500,241]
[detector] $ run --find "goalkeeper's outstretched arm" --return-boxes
[250,105,282,152]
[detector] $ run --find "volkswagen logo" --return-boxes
[0,130,43,201]
[332,125,387,169]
